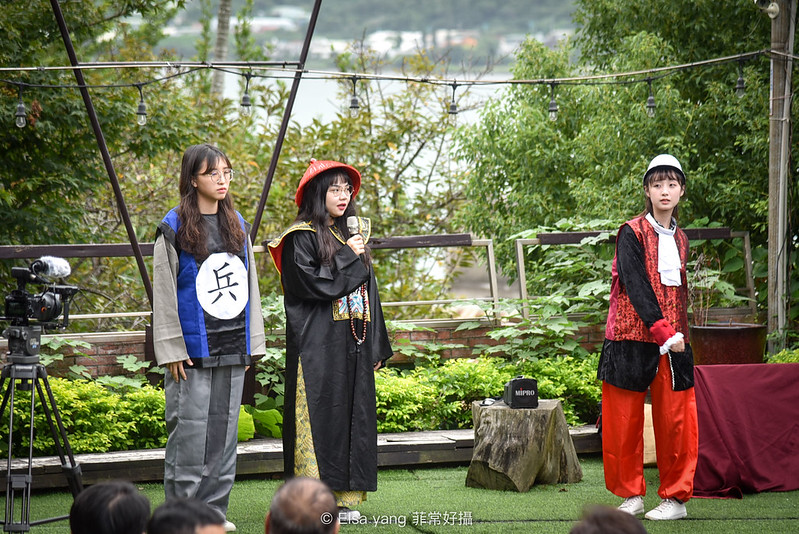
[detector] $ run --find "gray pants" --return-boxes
[164,365,245,518]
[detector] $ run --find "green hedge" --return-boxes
[0,378,167,457]
[16,347,788,456]
[375,354,602,432]
[767,348,799,363]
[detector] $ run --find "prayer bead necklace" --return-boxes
[348,283,368,345]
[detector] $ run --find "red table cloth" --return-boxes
[693,363,799,498]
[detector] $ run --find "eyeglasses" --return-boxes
[328,185,354,196]
[199,169,235,183]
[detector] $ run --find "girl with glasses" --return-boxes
[152,143,266,532]
[268,159,393,523]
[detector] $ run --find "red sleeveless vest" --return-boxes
[605,217,689,343]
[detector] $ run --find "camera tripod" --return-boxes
[0,324,83,532]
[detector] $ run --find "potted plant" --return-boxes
[688,252,766,365]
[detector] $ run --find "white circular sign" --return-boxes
[195,252,248,319]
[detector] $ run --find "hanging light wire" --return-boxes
[2,49,770,128]
[0,48,766,86]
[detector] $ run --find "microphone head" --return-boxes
[31,256,72,278]
[346,216,359,235]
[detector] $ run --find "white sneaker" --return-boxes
[645,498,687,520]
[338,508,361,523]
[222,520,237,532]
[617,495,644,516]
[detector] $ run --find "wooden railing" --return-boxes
[0,233,503,326]
[514,227,756,319]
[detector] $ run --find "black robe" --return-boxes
[278,225,393,492]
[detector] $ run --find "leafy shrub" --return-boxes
[238,406,256,441]
[0,378,167,457]
[386,320,468,366]
[508,219,617,323]
[118,386,169,450]
[375,354,601,432]
[375,369,443,433]
[767,348,799,363]
[254,293,287,412]
[412,357,515,429]
[244,405,283,438]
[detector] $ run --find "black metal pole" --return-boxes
[250,0,324,243]
[49,0,154,305]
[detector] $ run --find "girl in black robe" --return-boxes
[268,159,393,519]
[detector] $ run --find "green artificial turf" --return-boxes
[17,456,799,533]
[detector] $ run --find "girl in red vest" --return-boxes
[598,154,698,521]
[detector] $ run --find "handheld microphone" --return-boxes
[347,216,368,264]
[30,256,72,279]
[346,216,360,237]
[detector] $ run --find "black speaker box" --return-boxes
[503,376,538,409]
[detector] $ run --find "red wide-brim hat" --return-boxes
[294,159,361,207]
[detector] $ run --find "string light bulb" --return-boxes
[448,82,458,115]
[15,88,26,128]
[735,61,746,98]
[135,85,147,126]
[548,83,558,121]
[646,79,656,118]
[349,76,360,117]
[240,72,252,117]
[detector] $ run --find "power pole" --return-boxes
[767,0,795,352]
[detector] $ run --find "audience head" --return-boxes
[69,480,150,534]
[265,477,339,534]
[147,497,225,534]
[570,505,649,534]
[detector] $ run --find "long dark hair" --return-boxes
[176,143,245,258]
[294,168,371,266]
[638,167,686,221]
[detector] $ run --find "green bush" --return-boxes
[0,378,166,457]
[117,387,169,450]
[375,370,443,433]
[375,354,601,432]
[412,357,516,429]
[767,348,799,363]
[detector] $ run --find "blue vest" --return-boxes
[160,208,251,362]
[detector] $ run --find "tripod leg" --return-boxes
[2,364,33,533]
[33,365,83,498]
[0,370,11,421]
[1,363,83,531]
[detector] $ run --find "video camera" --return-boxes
[3,256,78,329]
[2,256,79,361]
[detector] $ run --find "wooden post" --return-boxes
[767,0,794,351]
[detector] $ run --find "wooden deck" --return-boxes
[2,426,600,490]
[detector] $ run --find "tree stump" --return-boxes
[466,399,583,492]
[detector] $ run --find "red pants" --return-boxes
[601,353,698,502]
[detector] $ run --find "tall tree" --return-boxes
[0,0,185,248]
[455,0,786,319]
[211,0,233,97]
